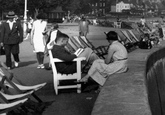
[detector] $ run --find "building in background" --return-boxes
[116,1,131,12]
[90,0,106,16]
[111,1,131,13]
[47,6,65,23]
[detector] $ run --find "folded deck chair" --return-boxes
[0,71,46,103]
[0,98,28,115]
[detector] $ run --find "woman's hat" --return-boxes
[105,31,118,41]
[6,11,17,18]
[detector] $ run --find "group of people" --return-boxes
[0,11,128,91]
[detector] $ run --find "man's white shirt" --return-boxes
[7,20,16,30]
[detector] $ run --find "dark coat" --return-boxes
[51,45,77,74]
[0,21,23,44]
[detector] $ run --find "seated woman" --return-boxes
[78,31,128,89]
[51,32,99,74]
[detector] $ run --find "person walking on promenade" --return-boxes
[78,31,128,89]
[0,11,23,70]
[24,17,34,41]
[31,13,48,69]
[78,16,89,37]
[140,16,146,28]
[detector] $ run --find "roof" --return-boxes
[50,6,65,13]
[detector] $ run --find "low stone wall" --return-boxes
[91,45,163,115]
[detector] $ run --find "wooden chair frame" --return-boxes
[0,75,46,103]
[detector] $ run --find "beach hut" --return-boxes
[47,6,65,23]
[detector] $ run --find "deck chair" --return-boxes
[131,29,143,41]
[120,30,133,43]
[114,30,137,52]
[0,72,46,103]
[0,98,28,115]
[0,84,33,115]
[77,36,108,59]
[48,50,86,95]
[126,30,140,42]
[115,30,130,44]
[65,36,107,59]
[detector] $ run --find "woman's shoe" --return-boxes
[74,77,88,84]
[37,65,41,69]
[37,64,45,69]
[40,64,45,69]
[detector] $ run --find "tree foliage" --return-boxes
[0,0,101,19]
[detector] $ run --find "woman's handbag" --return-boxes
[0,46,5,55]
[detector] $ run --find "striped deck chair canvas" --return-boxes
[131,29,143,41]
[79,36,108,59]
[68,38,79,51]
[117,35,125,45]
[78,36,95,49]
[65,43,75,53]
[115,30,130,44]
[65,36,89,54]
[71,36,86,48]
[120,30,133,43]
[126,30,139,42]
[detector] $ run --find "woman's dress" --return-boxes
[32,20,47,53]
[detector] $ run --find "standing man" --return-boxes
[78,16,89,38]
[0,11,23,69]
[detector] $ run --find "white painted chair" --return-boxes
[48,50,86,95]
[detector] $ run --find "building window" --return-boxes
[103,9,105,14]
[96,3,97,6]
[100,3,102,7]
[103,3,105,7]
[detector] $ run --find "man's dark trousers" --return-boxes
[4,44,20,68]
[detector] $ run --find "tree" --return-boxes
[0,0,21,19]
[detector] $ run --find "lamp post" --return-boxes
[23,0,27,38]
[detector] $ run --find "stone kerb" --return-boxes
[91,46,162,115]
